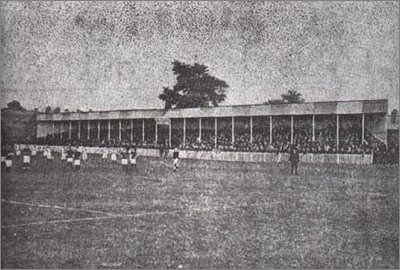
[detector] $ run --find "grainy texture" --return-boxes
[1,154,398,268]
[1,2,399,269]
[0,1,398,111]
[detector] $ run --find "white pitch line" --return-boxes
[1,201,279,229]
[1,209,184,228]
[141,177,163,182]
[1,215,116,228]
[158,161,174,168]
[1,199,116,216]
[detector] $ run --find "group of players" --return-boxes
[1,144,182,173]
[1,144,39,172]
[0,142,301,175]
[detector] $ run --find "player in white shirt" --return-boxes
[22,147,32,170]
[31,145,37,156]
[73,148,82,171]
[61,147,67,161]
[46,147,53,163]
[82,147,88,162]
[102,148,108,163]
[15,144,21,157]
[43,145,48,158]
[1,151,5,165]
[2,145,13,172]
[111,149,118,163]
[66,147,74,168]
[129,147,137,170]
[172,147,180,171]
[5,152,13,172]
[120,147,129,171]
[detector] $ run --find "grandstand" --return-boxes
[35,99,392,164]
[36,99,388,145]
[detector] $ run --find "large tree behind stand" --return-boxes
[159,60,229,109]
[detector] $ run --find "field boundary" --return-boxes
[19,144,373,164]
[1,199,116,216]
[1,200,280,229]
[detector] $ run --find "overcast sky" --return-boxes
[1,1,399,111]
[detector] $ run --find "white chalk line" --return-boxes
[2,201,279,229]
[1,216,116,228]
[1,199,116,216]
[157,161,174,168]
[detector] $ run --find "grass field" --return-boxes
[1,153,399,269]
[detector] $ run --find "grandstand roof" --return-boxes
[37,99,388,122]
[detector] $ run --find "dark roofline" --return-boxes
[38,107,165,115]
[37,99,388,116]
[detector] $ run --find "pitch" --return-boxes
[1,153,399,268]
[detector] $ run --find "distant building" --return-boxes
[1,108,37,143]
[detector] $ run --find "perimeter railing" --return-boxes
[18,144,373,165]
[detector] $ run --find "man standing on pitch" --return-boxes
[172,146,180,172]
[66,147,74,168]
[159,142,165,159]
[129,147,137,170]
[22,146,32,170]
[120,147,129,172]
[4,145,13,173]
[73,147,82,171]
[289,145,300,175]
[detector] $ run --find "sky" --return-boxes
[1,1,399,111]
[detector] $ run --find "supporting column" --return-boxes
[97,120,100,141]
[361,113,365,144]
[69,121,72,140]
[52,122,55,138]
[336,114,340,151]
[60,122,63,140]
[142,119,145,143]
[290,115,294,144]
[118,120,122,141]
[269,116,273,144]
[199,118,202,142]
[214,117,218,148]
[250,116,253,143]
[231,117,235,144]
[312,115,315,141]
[183,118,186,146]
[107,120,111,140]
[87,121,90,140]
[169,122,172,147]
[78,121,81,140]
[130,120,133,143]
[155,122,158,145]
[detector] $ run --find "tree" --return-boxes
[159,60,228,109]
[64,109,69,113]
[45,106,52,114]
[53,107,61,113]
[7,100,25,111]
[158,87,182,110]
[281,90,304,103]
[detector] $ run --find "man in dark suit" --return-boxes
[172,147,180,171]
[289,145,300,175]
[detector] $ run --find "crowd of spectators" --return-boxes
[176,124,398,163]
[7,123,398,164]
